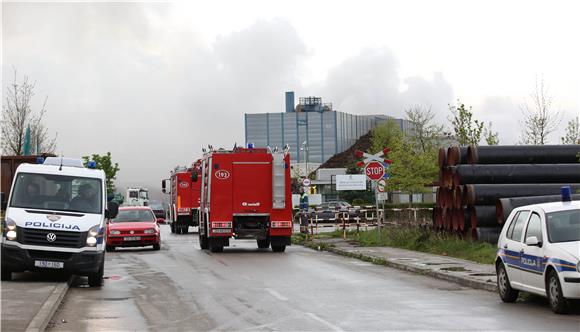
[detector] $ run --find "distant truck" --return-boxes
[1,155,55,210]
[198,145,293,252]
[162,161,202,234]
[1,157,119,286]
[125,187,149,206]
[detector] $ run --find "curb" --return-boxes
[25,276,75,332]
[303,241,498,293]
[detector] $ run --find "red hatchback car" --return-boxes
[106,207,161,251]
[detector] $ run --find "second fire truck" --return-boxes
[198,145,293,252]
[162,161,202,234]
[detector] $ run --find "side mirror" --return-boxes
[106,201,119,219]
[161,180,166,193]
[525,236,541,247]
[156,218,164,224]
[191,172,198,182]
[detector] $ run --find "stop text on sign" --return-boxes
[364,161,385,181]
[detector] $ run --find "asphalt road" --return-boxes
[48,225,580,331]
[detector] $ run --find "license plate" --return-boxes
[123,236,141,241]
[34,260,64,269]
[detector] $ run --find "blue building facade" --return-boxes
[245,93,409,164]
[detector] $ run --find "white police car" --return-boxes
[496,192,579,314]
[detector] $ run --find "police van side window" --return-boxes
[524,212,543,244]
[508,210,530,241]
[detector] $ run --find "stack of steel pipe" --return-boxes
[434,144,580,242]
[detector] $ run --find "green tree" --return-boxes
[484,122,500,145]
[449,100,484,146]
[561,116,580,144]
[370,118,438,202]
[370,119,404,154]
[82,152,120,193]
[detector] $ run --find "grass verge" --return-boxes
[313,227,497,265]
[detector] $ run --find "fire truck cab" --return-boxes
[198,146,293,252]
[162,162,201,234]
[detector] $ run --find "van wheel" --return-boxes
[547,270,569,314]
[88,259,104,287]
[257,239,270,249]
[497,263,518,303]
[272,245,286,253]
[1,269,12,281]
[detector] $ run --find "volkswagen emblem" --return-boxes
[46,215,61,222]
[46,233,57,242]
[130,230,134,234]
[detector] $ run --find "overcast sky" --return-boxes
[3,0,579,199]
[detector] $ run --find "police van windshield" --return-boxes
[546,209,580,243]
[10,172,102,214]
[113,209,155,222]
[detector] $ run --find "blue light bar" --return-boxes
[247,143,254,149]
[561,186,572,202]
[87,161,97,169]
[36,157,45,164]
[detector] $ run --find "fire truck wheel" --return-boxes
[199,234,209,249]
[182,227,189,234]
[272,245,286,253]
[257,239,270,249]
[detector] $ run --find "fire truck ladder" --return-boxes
[272,153,286,209]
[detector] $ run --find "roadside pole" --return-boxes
[375,183,381,238]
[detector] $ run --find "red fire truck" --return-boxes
[162,161,202,234]
[198,146,293,252]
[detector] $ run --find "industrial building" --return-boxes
[245,92,410,165]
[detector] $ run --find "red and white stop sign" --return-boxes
[364,161,385,181]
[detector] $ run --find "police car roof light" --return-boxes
[561,186,572,202]
[87,160,97,169]
[36,157,45,164]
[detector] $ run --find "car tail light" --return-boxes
[271,221,292,228]
[211,221,232,229]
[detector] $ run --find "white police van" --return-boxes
[496,188,579,313]
[1,157,118,287]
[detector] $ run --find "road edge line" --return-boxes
[25,275,75,332]
[303,242,498,293]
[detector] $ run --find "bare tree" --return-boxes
[1,70,56,155]
[561,116,580,144]
[520,77,562,145]
[405,105,444,153]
